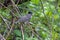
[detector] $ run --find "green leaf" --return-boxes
[54,14,59,20]
[14,30,21,37]
[16,37,21,40]
[31,0,39,5]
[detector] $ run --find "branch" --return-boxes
[40,0,52,31]
[20,23,24,40]
[0,14,10,37]
[27,24,42,40]
[0,34,6,40]
[40,0,52,39]
[10,0,21,16]
[5,17,15,40]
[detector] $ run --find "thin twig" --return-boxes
[20,23,24,40]
[0,14,10,37]
[40,0,52,31]
[31,27,42,40]
[27,24,42,40]
[0,34,6,40]
[40,0,52,40]
[10,0,21,16]
[5,18,15,40]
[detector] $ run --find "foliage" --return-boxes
[0,0,60,40]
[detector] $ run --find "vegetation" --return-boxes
[0,0,60,40]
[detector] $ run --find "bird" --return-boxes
[15,11,32,23]
[15,11,32,40]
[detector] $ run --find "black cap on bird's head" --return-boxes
[28,11,32,15]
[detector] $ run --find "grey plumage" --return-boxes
[16,12,32,23]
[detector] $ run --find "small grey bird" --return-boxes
[15,11,32,23]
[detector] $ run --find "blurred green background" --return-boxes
[0,0,60,40]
